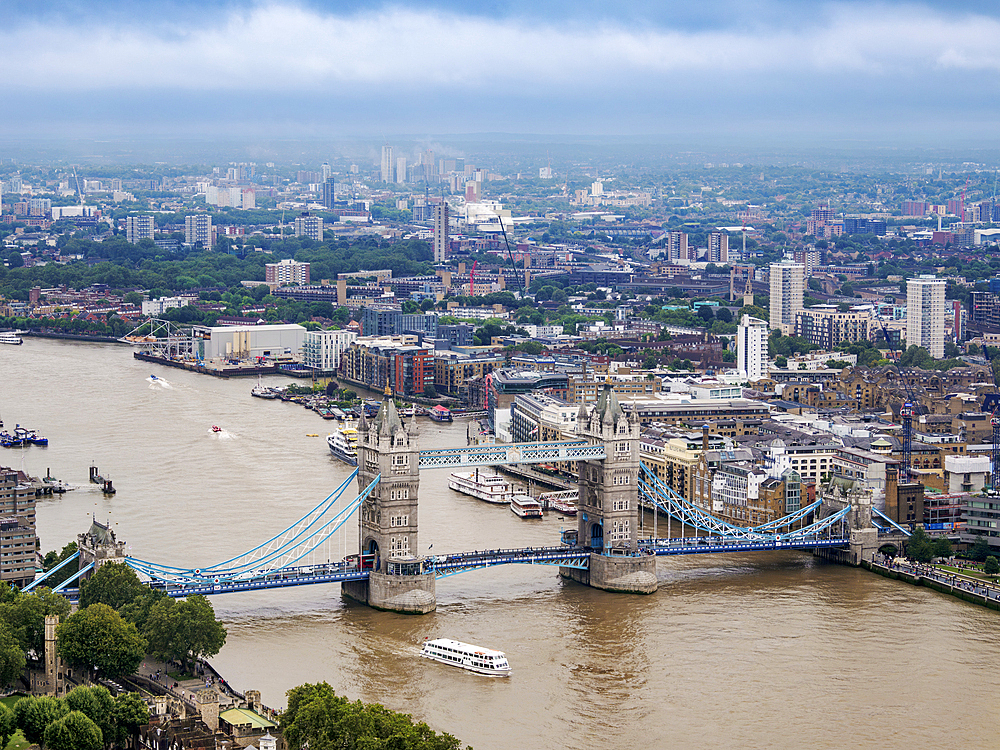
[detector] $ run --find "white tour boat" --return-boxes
[420,638,511,676]
[0,332,23,345]
[327,424,359,466]
[448,468,516,505]
[510,494,543,519]
[538,489,578,515]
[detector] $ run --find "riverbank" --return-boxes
[23,330,125,344]
[865,559,1000,611]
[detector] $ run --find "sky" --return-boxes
[3,0,1000,146]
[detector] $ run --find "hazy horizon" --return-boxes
[3,0,1000,153]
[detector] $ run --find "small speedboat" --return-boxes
[212,425,222,433]
[150,374,159,380]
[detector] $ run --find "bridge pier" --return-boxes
[560,553,658,594]
[342,571,436,614]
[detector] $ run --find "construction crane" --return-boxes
[495,214,525,297]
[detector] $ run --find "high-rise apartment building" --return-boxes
[293,213,324,242]
[321,162,331,181]
[265,258,311,287]
[433,203,449,263]
[381,145,394,183]
[322,177,336,210]
[125,215,155,244]
[907,275,946,358]
[794,305,873,349]
[396,157,407,184]
[666,231,689,262]
[184,214,213,247]
[769,260,805,334]
[737,315,769,381]
[707,232,728,264]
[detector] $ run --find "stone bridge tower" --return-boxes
[342,387,435,613]
[561,381,657,594]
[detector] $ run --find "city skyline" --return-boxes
[2,0,1000,143]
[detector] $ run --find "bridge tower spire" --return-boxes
[561,381,657,594]
[342,386,436,613]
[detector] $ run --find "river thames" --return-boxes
[2,337,1000,749]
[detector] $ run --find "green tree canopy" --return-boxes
[65,686,116,746]
[14,695,69,746]
[143,594,226,672]
[56,604,147,679]
[283,682,467,750]
[79,562,147,611]
[905,527,935,563]
[0,622,26,687]
[0,586,71,656]
[113,692,150,748]
[44,710,103,750]
[0,700,14,750]
[985,556,999,575]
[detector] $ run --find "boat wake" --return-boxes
[210,428,235,439]
[147,376,172,389]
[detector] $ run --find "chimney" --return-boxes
[702,424,709,452]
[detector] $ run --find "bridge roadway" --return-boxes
[56,534,853,601]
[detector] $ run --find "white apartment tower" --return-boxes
[265,258,311,286]
[396,157,408,184]
[184,214,213,247]
[293,213,324,242]
[380,145,394,183]
[738,315,769,381]
[707,232,729,263]
[125,215,155,244]
[769,260,805,334]
[906,275,946,358]
[433,203,449,263]
[666,231,689,262]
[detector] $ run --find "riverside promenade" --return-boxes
[868,558,1000,611]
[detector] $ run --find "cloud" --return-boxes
[4,2,1000,95]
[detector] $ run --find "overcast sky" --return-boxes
[3,0,1000,144]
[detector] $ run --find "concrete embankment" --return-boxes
[865,560,1000,612]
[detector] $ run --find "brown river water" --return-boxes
[2,337,999,749]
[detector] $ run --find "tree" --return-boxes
[423,384,438,399]
[906,527,934,563]
[0,622,26,687]
[0,701,14,750]
[57,604,147,679]
[697,305,714,322]
[283,682,466,750]
[113,692,150,750]
[65,686,116,746]
[7,252,23,268]
[44,710,103,750]
[775,356,788,368]
[14,695,69,746]
[143,595,225,673]
[969,536,991,562]
[715,307,733,323]
[0,586,71,656]
[79,563,147,611]
[985,556,1000,575]
[932,537,952,559]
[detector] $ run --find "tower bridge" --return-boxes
[27,383,898,613]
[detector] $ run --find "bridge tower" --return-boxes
[561,381,658,594]
[342,387,436,614]
[76,518,127,580]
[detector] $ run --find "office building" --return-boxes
[125,215,155,244]
[322,177,336,210]
[184,214,213,247]
[293,213,324,242]
[737,315,769,381]
[265,258,311,287]
[381,145,393,183]
[433,203,449,263]
[707,232,728,264]
[769,260,805,334]
[907,275,946,358]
